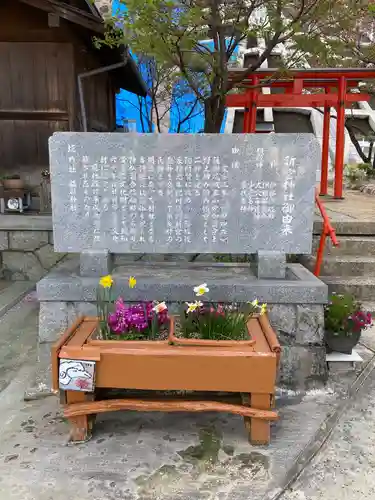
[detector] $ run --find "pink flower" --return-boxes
[75,378,90,390]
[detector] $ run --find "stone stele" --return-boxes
[49,132,319,255]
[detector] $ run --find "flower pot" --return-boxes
[325,330,361,354]
[52,315,281,445]
[3,178,24,189]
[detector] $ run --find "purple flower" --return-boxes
[106,299,166,335]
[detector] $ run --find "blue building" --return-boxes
[112,0,237,133]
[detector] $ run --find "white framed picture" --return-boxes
[59,359,96,392]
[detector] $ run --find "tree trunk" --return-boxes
[203,95,226,133]
[345,124,369,164]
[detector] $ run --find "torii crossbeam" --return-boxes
[227,68,375,199]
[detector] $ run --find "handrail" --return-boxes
[314,189,339,277]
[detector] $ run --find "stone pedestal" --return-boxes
[26,259,328,399]
[80,249,111,277]
[256,251,286,279]
[268,303,328,388]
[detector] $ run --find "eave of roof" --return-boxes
[18,0,147,96]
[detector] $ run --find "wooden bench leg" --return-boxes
[66,391,94,442]
[249,394,271,445]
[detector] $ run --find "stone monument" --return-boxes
[27,132,328,399]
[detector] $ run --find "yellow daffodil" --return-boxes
[186,301,203,313]
[193,283,209,296]
[153,301,167,314]
[99,275,113,289]
[128,276,137,289]
[260,303,267,315]
[250,299,259,307]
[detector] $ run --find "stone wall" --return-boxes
[268,304,326,388]
[0,216,66,281]
[0,230,66,281]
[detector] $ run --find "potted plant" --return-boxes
[3,174,24,189]
[324,293,372,354]
[96,275,171,340]
[52,275,280,445]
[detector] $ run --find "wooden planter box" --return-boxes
[52,315,281,445]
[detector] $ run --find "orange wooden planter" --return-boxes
[52,315,281,445]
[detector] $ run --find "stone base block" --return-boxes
[80,249,111,277]
[278,345,328,389]
[256,251,286,279]
[268,304,325,345]
[37,262,327,304]
[39,302,68,342]
[328,361,356,373]
[32,262,328,396]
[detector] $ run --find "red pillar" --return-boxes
[320,92,331,196]
[243,78,258,133]
[292,78,303,94]
[334,76,346,199]
[243,90,252,133]
[249,77,259,133]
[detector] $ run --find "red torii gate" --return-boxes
[226,68,375,199]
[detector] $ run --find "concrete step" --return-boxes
[313,220,375,236]
[312,236,375,257]
[322,276,375,301]
[302,255,375,277]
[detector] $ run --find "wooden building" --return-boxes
[0,0,147,186]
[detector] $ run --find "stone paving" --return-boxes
[316,189,375,222]
[0,384,344,500]
[282,348,375,500]
[0,292,38,393]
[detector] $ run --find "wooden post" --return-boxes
[66,391,93,442]
[334,76,346,199]
[320,94,331,196]
[250,394,271,445]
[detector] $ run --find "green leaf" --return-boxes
[100,0,365,131]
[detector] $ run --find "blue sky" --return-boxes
[112,0,236,133]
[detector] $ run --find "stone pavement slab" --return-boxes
[0,293,38,393]
[0,388,339,500]
[315,189,375,222]
[281,359,375,500]
[0,281,36,318]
